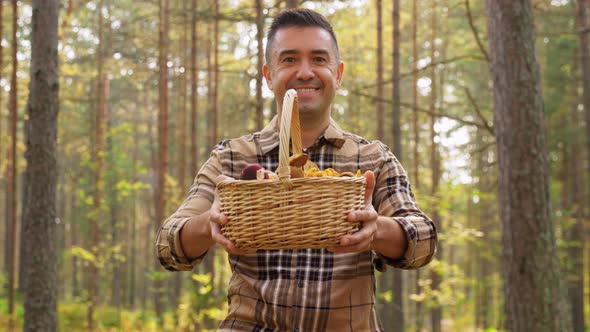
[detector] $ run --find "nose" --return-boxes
[296,60,314,81]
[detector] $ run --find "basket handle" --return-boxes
[277,89,301,188]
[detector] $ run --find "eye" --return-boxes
[282,57,296,63]
[314,57,328,64]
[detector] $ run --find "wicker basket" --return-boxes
[217,89,366,250]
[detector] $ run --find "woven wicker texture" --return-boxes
[217,89,366,250]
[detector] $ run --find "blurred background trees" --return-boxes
[0,0,588,331]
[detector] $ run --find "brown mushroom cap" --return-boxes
[288,153,308,167]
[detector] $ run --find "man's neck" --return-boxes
[300,114,330,149]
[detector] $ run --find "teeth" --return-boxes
[296,88,316,92]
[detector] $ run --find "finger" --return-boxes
[363,170,375,206]
[348,209,378,223]
[215,174,234,185]
[339,225,375,247]
[210,222,251,255]
[210,222,232,247]
[328,237,373,254]
[224,242,254,255]
[210,207,229,225]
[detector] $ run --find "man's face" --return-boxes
[264,26,343,119]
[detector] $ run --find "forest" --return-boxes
[0,0,588,331]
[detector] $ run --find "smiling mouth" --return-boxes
[294,88,318,93]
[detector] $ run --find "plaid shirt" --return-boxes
[156,116,437,331]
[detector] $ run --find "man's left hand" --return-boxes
[328,170,378,254]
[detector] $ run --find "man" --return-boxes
[156,8,437,331]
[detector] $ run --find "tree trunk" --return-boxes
[411,2,423,331]
[391,0,401,160]
[107,110,121,308]
[190,0,200,173]
[128,95,141,310]
[564,105,584,332]
[429,2,442,332]
[6,0,19,328]
[155,0,170,321]
[473,127,492,329]
[178,0,188,195]
[376,0,384,142]
[207,11,218,150]
[87,0,107,328]
[285,0,298,8]
[171,3,189,323]
[375,1,389,328]
[577,0,590,223]
[204,2,219,299]
[56,162,66,300]
[255,0,264,131]
[574,3,590,330]
[70,179,80,299]
[22,1,59,331]
[0,0,3,191]
[143,80,154,312]
[391,1,403,332]
[485,1,571,331]
[213,0,219,146]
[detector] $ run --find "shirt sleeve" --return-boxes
[155,150,222,271]
[371,142,437,270]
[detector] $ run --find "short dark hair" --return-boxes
[265,8,340,65]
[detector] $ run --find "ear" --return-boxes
[336,61,344,88]
[263,64,273,91]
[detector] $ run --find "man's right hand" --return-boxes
[209,175,257,255]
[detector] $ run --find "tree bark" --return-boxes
[411,2,423,331]
[213,0,219,147]
[107,108,121,309]
[429,2,442,332]
[190,0,200,175]
[178,0,188,195]
[375,1,389,328]
[574,3,590,330]
[171,2,189,323]
[87,0,107,328]
[255,0,264,131]
[128,94,141,310]
[0,0,3,190]
[22,1,59,331]
[376,0,384,141]
[564,96,585,332]
[577,0,590,213]
[70,179,80,299]
[391,1,403,332]
[6,0,19,328]
[485,1,571,331]
[144,81,154,312]
[204,2,219,298]
[286,0,299,8]
[155,0,170,321]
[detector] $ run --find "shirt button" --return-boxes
[298,281,304,288]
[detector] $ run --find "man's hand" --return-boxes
[209,175,257,255]
[328,171,378,254]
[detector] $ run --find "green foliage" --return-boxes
[57,301,168,331]
[410,259,469,308]
[115,179,149,201]
[69,245,98,264]
[0,296,24,329]
[58,302,87,330]
[68,244,126,268]
[97,306,121,328]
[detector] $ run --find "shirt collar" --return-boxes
[259,115,346,154]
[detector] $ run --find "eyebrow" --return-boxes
[278,49,331,57]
